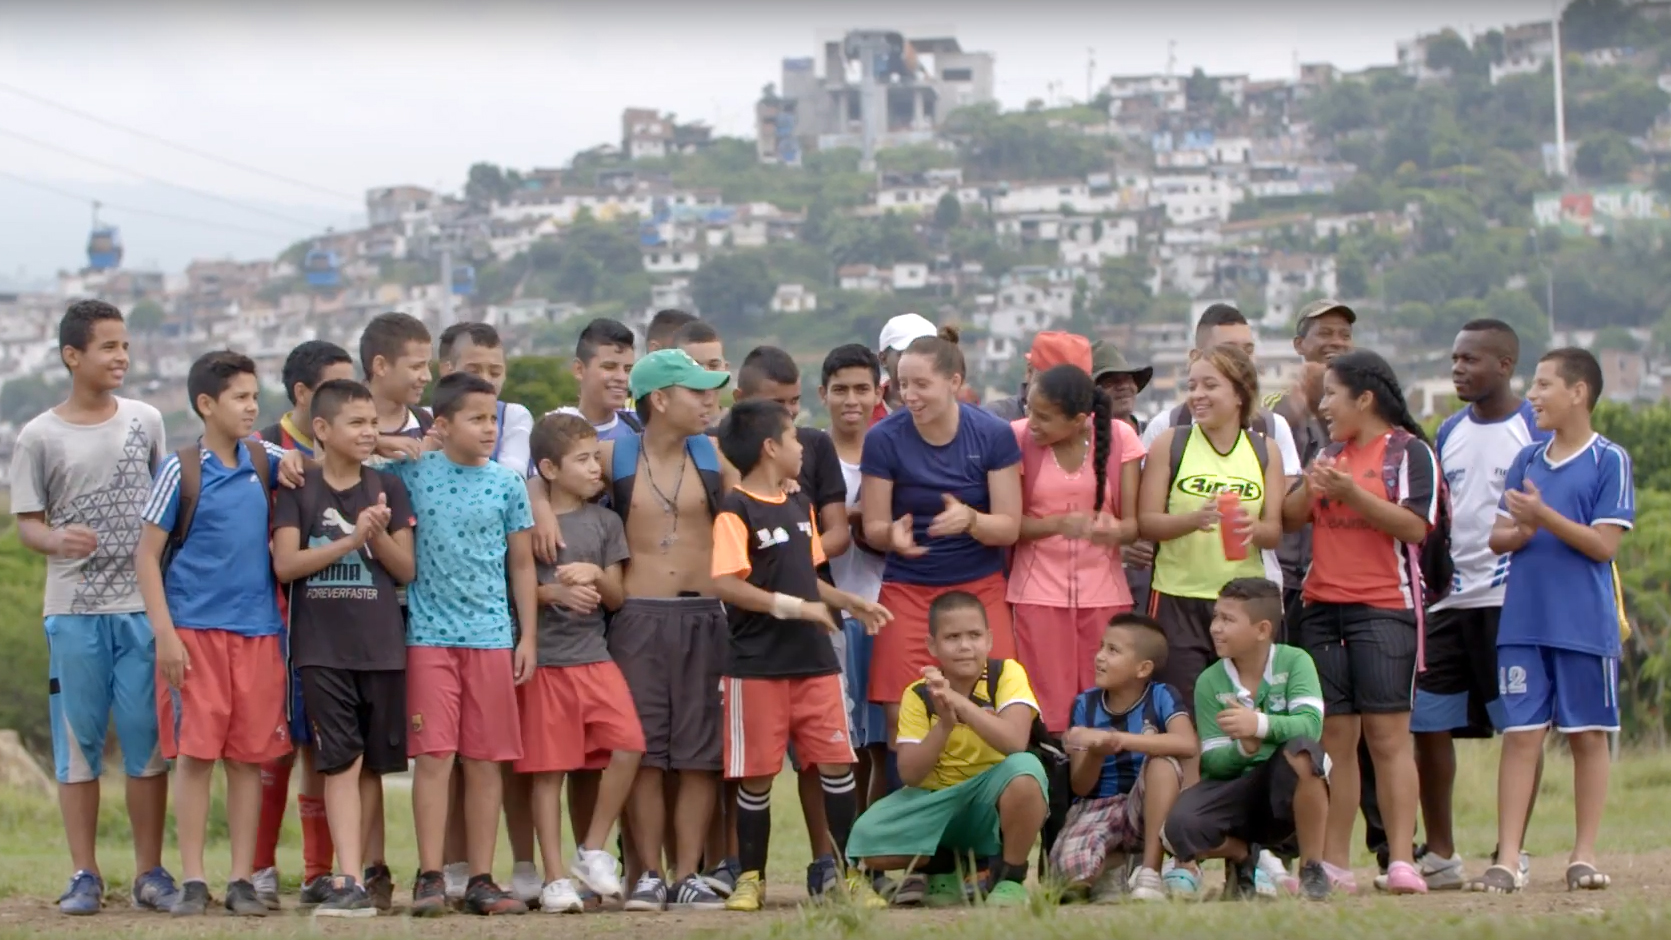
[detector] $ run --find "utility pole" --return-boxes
[439,241,455,329]
[1086,47,1095,103]
[1553,1,1568,178]
[1531,227,1555,343]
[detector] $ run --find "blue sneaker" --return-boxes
[58,870,104,916]
[806,855,840,899]
[132,867,181,912]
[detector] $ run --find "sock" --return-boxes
[254,760,292,872]
[993,861,1028,885]
[922,847,958,875]
[884,751,904,793]
[735,787,772,876]
[299,794,334,882]
[819,770,857,863]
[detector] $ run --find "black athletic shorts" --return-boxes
[299,667,407,776]
[1294,602,1417,716]
[607,597,726,772]
[1149,593,1217,714]
[1162,738,1327,862]
[1411,607,1502,738]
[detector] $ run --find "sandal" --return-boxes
[1463,864,1523,894]
[1565,862,1611,891]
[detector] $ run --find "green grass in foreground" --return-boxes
[3,741,1671,939]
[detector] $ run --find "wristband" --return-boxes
[770,592,804,621]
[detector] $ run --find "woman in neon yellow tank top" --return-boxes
[1137,344,1286,714]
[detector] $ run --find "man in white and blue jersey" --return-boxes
[1406,320,1548,890]
[1472,348,1633,895]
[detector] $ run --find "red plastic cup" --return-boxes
[1218,491,1247,561]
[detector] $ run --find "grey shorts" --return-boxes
[607,597,726,772]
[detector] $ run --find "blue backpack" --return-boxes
[608,431,724,523]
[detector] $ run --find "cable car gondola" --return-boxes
[303,246,341,289]
[86,203,122,272]
[451,264,476,297]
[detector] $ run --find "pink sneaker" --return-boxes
[1322,861,1359,895]
[1384,861,1429,895]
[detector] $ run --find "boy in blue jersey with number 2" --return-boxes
[1474,348,1633,896]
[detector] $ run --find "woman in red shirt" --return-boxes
[1282,350,1439,896]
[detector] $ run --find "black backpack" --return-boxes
[913,659,1071,851]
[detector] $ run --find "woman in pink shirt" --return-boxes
[1009,364,1146,733]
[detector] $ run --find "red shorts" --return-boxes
[514,662,645,774]
[1013,604,1130,734]
[406,646,522,762]
[723,674,854,780]
[157,630,291,764]
[868,572,1014,705]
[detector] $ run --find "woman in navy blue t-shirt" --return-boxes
[860,329,1023,740]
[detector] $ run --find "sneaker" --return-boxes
[671,874,725,911]
[224,879,268,917]
[131,867,180,913]
[1258,850,1300,896]
[1299,861,1332,901]
[363,865,394,914]
[923,872,964,908]
[578,886,604,911]
[1162,864,1201,898]
[1322,861,1360,895]
[1376,850,1464,892]
[573,847,622,900]
[463,875,528,915]
[250,866,281,910]
[58,870,103,916]
[724,871,764,912]
[510,862,542,905]
[299,873,334,907]
[1383,860,1429,895]
[170,879,210,917]
[984,880,1028,907]
[842,871,889,909]
[1089,860,1127,904]
[315,877,377,919]
[410,870,448,918]
[442,862,469,902]
[700,858,740,899]
[806,855,840,900]
[1128,866,1167,902]
[624,872,668,912]
[891,872,927,907]
[540,878,583,914]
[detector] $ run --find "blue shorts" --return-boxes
[44,613,167,784]
[1496,644,1619,734]
[842,618,887,749]
[278,630,311,748]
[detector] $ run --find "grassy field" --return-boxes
[3,741,1671,938]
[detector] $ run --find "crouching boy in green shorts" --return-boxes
[847,591,1048,907]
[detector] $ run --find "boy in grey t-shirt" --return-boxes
[9,300,179,914]
[510,413,641,912]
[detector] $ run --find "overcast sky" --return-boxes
[1,0,1556,284]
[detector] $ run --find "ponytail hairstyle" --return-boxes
[1326,349,1428,443]
[1199,343,1260,429]
[1032,364,1115,513]
[903,324,966,381]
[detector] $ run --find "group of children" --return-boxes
[16,297,1633,918]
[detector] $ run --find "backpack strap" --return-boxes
[413,407,435,436]
[168,445,203,554]
[686,433,724,519]
[609,432,642,522]
[490,401,507,462]
[244,436,273,503]
[980,658,1005,709]
[1379,429,1427,674]
[1019,430,1045,508]
[1165,422,1193,497]
[1245,429,1271,478]
[620,409,644,433]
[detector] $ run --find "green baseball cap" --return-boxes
[629,348,731,399]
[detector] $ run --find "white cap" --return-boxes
[878,313,938,352]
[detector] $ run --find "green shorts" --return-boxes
[846,752,1047,862]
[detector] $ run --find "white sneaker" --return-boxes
[572,848,622,900]
[1374,851,1465,892]
[251,867,280,909]
[442,863,469,902]
[1257,850,1300,896]
[511,862,543,904]
[1128,866,1168,902]
[540,878,583,914]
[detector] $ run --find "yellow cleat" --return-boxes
[725,872,764,912]
[844,872,889,910]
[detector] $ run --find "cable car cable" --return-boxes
[0,170,301,239]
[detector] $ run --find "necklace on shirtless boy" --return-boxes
[640,448,687,552]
